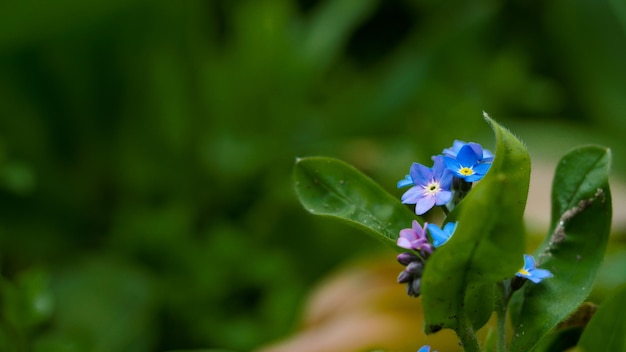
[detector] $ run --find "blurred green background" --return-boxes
[1,0,626,351]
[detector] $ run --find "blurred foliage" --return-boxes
[0,0,625,351]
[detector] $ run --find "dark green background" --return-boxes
[1,0,625,350]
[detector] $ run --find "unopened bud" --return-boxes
[397,252,419,266]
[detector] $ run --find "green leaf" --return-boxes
[421,116,530,334]
[577,283,626,351]
[531,327,583,352]
[509,145,612,352]
[293,156,417,247]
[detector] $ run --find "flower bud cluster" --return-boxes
[395,140,492,297]
[394,139,553,298]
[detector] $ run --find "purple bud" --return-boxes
[407,278,422,297]
[406,261,424,276]
[398,270,412,284]
[397,252,419,266]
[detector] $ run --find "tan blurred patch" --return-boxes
[258,254,493,352]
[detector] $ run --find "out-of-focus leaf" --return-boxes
[37,258,156,352]
[300,0,377,71]
[576,283,626,351]
[509,146,612,352]
[0,0,142,49]
[15,269,54,329]
[293,156,416,248]
[421,116,530,333]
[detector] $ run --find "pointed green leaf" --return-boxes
[509,146,612,352]
[421,116,530,334]
[293,156,416,247]
[577,283,626,351]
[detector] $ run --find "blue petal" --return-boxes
[414,196,436,215]
[523,254,537,271]
[428,223,454,247]
[439,169,454,189]
[443,221,458,234]
[397,174,414,188]
[473,163,492,175]
[431,155,447,175]
[464,173,486,182]
[401,186,424,204]
[442,140,466,157]
[417,346,431,352]
[434,189,452,206]
[410,162,433,186]
[482,149,495,162]
[466,142,484,159]
[443,156,461,172]
[456,145,480,166]
[526,274,545,284]
[531,268,554,281]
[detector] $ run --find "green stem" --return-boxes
[457,315,481,352]
[495,281,511,352]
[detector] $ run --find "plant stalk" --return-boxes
[457,314,481,352]
[495,280,512,352]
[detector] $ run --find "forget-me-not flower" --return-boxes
[516,254,553,284]
[427,222,458,247]
[397,220,433,256]
[418,345,437,352]
[442,140,494,163]
[443,144,492,182]
[399,156,453,215]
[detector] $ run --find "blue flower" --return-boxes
[397,220,433,255]
[442,140,494,163]
[443,144,492,182]
[400,156,453,215]
[418,345,437,352]
[516,254,553,284]
[427,222,457,247]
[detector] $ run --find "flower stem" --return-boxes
[457,315,480,352]
[495,281,511,352]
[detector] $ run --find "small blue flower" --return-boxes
[443,144,492,182]
[397,220,433,255]
[516,254,553,284]
[418,345,437,352]
[400,156,453,215]
[427,222,457,247]
[442,140,494,163]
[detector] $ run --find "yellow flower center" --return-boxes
[423,181,441,196]
[459,167,474,176]
[518,268,530,276]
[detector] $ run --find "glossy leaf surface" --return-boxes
[293,156,416,247]
[576,283,626,351]
[421,116,530,333]
[509,146,612,352]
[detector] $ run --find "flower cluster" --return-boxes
[398,140,493,215]
[395,140,491,297]
[395,140,553,298]
[396,220,457,297]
